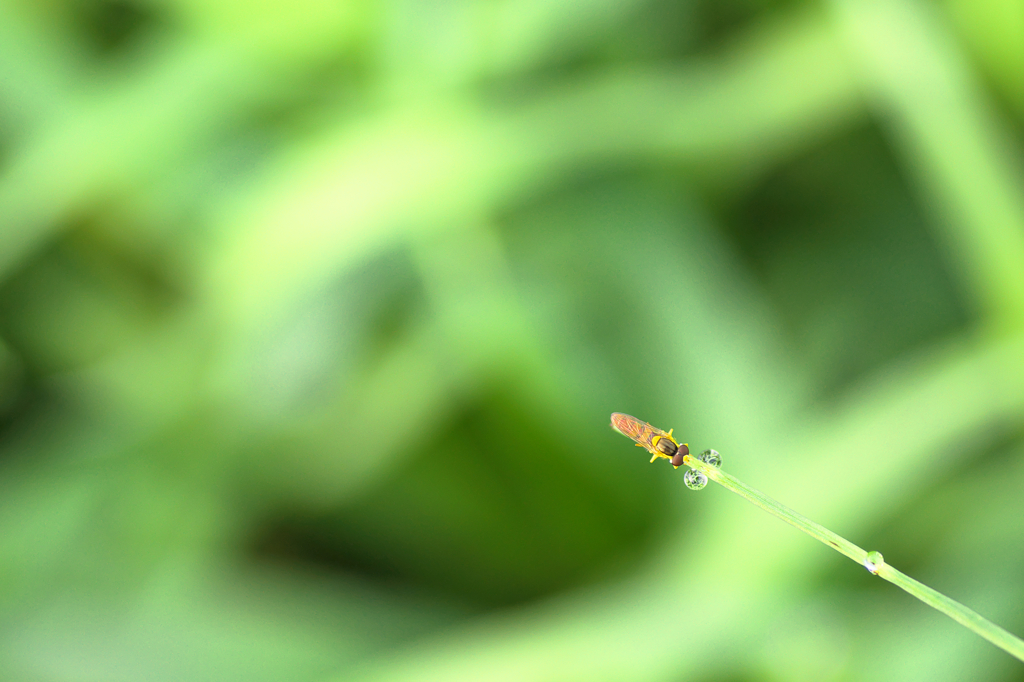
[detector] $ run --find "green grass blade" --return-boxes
[682,454,1024,663]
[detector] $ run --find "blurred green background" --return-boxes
[2,0,1024,680]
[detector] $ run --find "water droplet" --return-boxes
[699,449,721,468]
[683,469,707,490]
[864,551,884,575]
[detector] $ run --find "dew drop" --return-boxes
[683,469,707,490]
[699,449,721,468]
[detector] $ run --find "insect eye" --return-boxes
[670,444,689,467]
[655,438,677,456]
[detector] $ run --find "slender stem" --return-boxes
[682,454,1024,663]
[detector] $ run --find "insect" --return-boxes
[610,412,689,468]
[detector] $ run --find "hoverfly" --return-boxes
[610,412,689,468]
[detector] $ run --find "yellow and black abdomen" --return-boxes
[610,412,687,465]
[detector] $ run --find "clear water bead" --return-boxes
[699,449,721,468]
[683,468,707,490]
[864,551,884,575]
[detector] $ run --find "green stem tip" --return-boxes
[681,454,1024,663]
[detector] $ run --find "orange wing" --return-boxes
[610,412,670,454]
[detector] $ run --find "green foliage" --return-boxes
[680,453,1024,661]
[0,0,1023,680]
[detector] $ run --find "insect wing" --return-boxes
[610,413,666,452]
